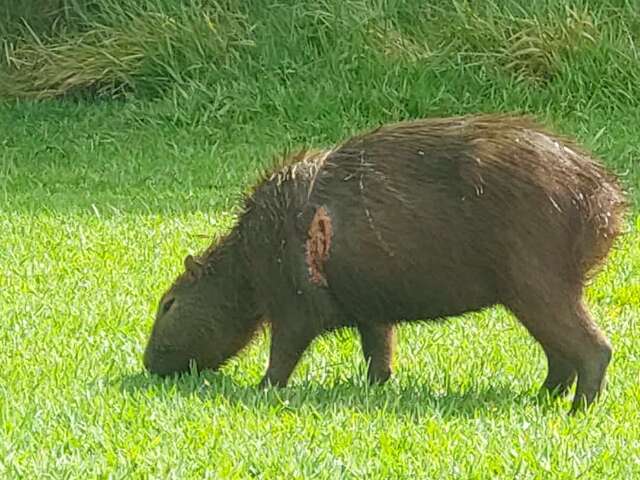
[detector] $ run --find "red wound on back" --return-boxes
[305,206,333,287]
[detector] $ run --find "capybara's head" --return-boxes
[143,252,259,377]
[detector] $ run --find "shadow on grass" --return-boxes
[118,370,565,418]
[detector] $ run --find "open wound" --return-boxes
[305,206,333,287]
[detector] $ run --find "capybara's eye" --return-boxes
[162,298,175,314]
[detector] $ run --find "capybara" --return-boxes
[143,114,627,413]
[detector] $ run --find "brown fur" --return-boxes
[143,114,628,414]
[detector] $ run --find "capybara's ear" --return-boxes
[184,254,205,280]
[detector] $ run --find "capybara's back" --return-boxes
[311,116,627,322]
[144,114,627,414]
[297,115,626,412]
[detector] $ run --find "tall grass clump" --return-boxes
[1,0,70,38]
[2,0,640,103]
[0,0,252,98]
[1,0,639,180]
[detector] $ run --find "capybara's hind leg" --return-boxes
[569,300,612,413]
[358,323,395,384]
[509,293,611,413]
[540,346,576,397]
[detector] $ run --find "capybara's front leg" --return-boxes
[358,323,395,385]
[259,320,316,388]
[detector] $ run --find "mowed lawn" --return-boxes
[2,1,640,475]
[1,98,638,478]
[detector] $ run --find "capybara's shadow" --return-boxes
[119,370,563,417]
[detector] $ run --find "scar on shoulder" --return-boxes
[305,206,333,287]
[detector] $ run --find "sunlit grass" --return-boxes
[2,210,638,478]
[1,99,638,477]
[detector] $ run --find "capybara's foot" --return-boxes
[539,350,577,398]
[258,374,287,389]
[570,340,612,414]
[359,324,395,387]
[367,367,392,385]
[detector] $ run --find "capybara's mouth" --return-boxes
[143,345,188,377]
[143,346,220,377]
[144,359,190,377]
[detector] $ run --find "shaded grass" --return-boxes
[1,97,638,215]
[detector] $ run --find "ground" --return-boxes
[1,1,640,478]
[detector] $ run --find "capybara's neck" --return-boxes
[203,233,263,335]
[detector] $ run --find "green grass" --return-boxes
[1,0,640,478]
